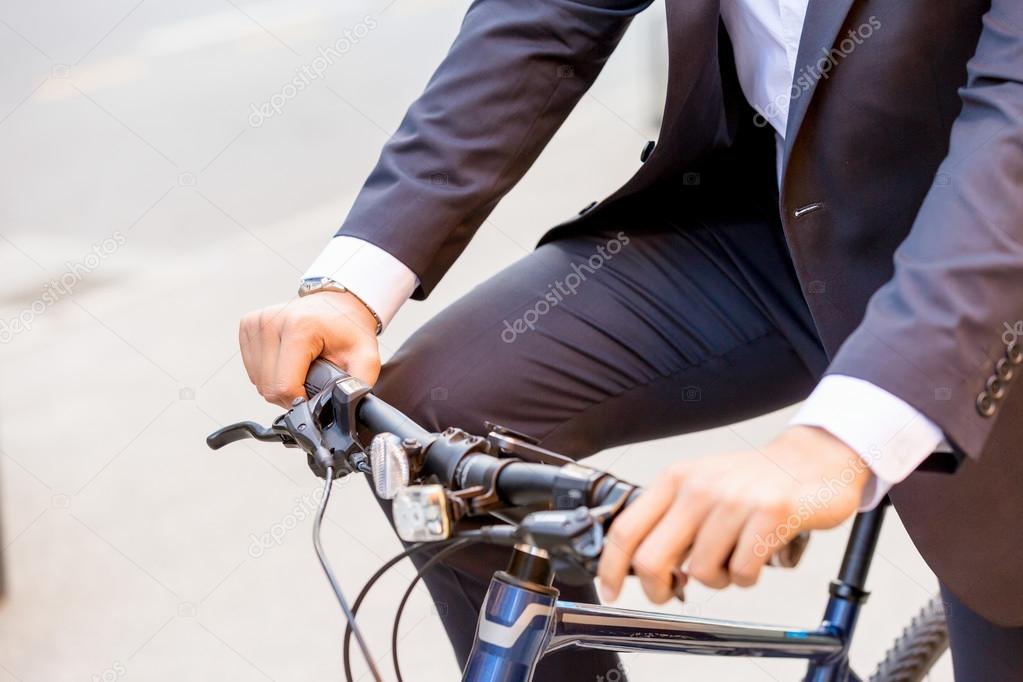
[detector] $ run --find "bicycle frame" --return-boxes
[461,504,889,682]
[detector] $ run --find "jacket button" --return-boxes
[1008,340,1023,365]
[996,357,1015,381]
[640,140,655,163]
[986,376,1006,400]
[578,201,597,215]
[976,392,997,417]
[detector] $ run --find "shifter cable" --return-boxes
[314,466,384,682]
[389,539,482,682]
[342,535,489,681]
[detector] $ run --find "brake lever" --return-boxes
[278,393,359,479]
[206,420,296,449]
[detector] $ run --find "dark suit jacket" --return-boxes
[338,0,1023,625]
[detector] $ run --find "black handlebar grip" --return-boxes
[304,359,349,398]
[304,358,431,444]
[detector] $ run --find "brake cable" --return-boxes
[390,539,483,682]
[313,466,384,682]
[341,538,472,682]
[343,530,515,681]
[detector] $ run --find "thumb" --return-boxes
[324,349,381,387]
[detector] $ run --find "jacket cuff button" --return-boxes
[996,357,1015,381]
[1007,340,1023,365]
[986,376,1006,400]
[976,392,997,417]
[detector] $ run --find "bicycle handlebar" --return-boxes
[208,359,816,585]
[304,360,633,512]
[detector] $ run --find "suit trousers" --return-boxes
[371,195,1021,680]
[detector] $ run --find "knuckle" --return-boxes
[759,495,791,518]
[683,480,715,505]
[730,560,759,586]
[720,492,746,513]
[258,311,278,335]
[240,312,260,336]
[631,554,664,582]
[263,384,291,403]
[605,523,634,550]
[644,584,671,605]
[731,567,757,587]
[668,461,689,479]
[285,311,320,334]
[688,561,719,586]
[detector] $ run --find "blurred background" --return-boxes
[0,1,950,680]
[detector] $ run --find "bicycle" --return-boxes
[208,360,954,682]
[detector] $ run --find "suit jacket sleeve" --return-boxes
[828,0,1023,459]
[337,0,650,297]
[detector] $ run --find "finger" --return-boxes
[686,495,752,589]
[729,508,788,587]
[257,312,283,404]
[338,348,381,386]
[598,469,682,602]
[239,313,262,387]
[272,328,323,406]
[631,490,713,602]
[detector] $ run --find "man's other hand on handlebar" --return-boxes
[240,291,381,408]
[597,426,869,604]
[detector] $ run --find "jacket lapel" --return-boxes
[782,0,857,169]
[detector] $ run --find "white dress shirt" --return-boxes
[304,0,944,509]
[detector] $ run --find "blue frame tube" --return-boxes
[462,577,847,682]
[462,508,889,681]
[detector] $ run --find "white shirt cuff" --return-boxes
[302,236,418,330]
[790,375,947,511]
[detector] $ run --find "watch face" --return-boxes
[299,279,321,296]
[299,278,346,297]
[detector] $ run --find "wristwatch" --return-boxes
[298,276,383,335]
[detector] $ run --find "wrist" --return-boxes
[308,289,380,336]
[299,277,382,334]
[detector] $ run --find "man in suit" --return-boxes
[239,1,1023,678]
